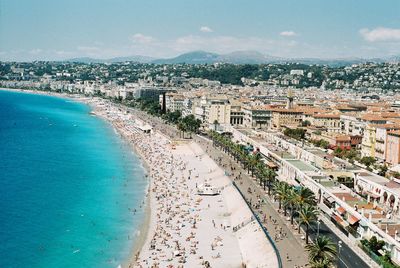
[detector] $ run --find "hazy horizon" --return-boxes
[1,0,400,61]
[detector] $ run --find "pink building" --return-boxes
[386,130,400,166]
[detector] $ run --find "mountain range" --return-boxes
[66,50,400,66]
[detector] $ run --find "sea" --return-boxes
[0,90,148,268]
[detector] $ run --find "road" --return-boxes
[307,217,369,268]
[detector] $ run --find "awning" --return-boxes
[348,215,360,225]
[366,190,381,199]
[333,214,349,228]
[323,193,335,204]
[337,206,346,215]
[267,161,278,168]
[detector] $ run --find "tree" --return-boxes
[285,188,298,225]
[265,169,277,195]
[179,115,201,138]
[256,163,267,187]
[284,128,306,140]
[360,156,377,168]
[177,121,186,138]
[379,165,388,177]
[306,236,337,267]
[273,181,291,211]
[247,154,259,176]
[299,204,319,244]
[309,258,332,268]
[296,187,316,210]
[363,236,385,253]
[319,140,330,149]
[163,110,182,124]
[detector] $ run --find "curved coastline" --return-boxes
[1,87,281,268]
[0,88,152,267]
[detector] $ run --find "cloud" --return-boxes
[29,49,42,55]
[130,33,156,44]
[200,26,213,33]
[172,35,274,54]
[360,27,400,42]
[280,31,297,37]
[77,46,100,52]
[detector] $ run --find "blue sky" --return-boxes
[1,0,400,61]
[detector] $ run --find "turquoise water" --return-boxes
[0,90,148,268]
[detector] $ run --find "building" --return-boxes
[165,93,185,113]
[203,95,231,128]
[134,87,176,112]
[270,108,303,129]
[313,114,342,133]
[361,124,377,158]
[243,105,272,129]
[230,100,244,126]
[387,130,400,166]
[340,114,365,136]
[375,124,400,163]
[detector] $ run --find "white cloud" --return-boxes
[360,27,400,42]
[130,33,156,44]
[280,31,297,37]
[172,35,274,54]
[29,49,42,55]
[200,26,213,33]
[77,46,100,52]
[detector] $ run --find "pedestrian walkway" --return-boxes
[129,111,312,267]
[194,136,310,268]
[195,134,375,268]
[128,109,379,268]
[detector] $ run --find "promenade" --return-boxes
[91,102,280,267]
[128,106,375,268]
[127,107,309,267]
[194,136,310,268]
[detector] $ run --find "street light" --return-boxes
[317,219,321,237]
[338,241,343,265]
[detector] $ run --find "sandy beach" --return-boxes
[1,88,280,268]
[89,101,279,267]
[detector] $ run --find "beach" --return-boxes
[83,97,279,267]
[1,88,279,267]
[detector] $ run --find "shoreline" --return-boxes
[0,88,153,267]
[1,87,280,268]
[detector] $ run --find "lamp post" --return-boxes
[317,219,321,237]
[338,241,343,266]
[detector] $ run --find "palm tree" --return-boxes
[309,258,332,268]
[177,121,185,138]
[233,144,242,163]
[255,162,265,185]
[285,188,298,225]
[273,181,291,211]
[296,186,316,210]
[306,236,337,268]
[298,204,319,244]
[247,154,258,176]
[266,169,277,195]
[258,165,269,191]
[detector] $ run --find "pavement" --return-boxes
[198,134,375,268]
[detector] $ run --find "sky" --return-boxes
[0,0,400,61]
